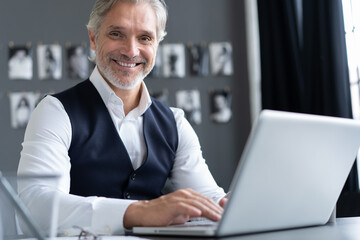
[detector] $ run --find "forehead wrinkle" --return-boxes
[102,2,157,37]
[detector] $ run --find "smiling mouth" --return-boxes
[113,59,142,68]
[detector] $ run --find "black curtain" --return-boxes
[257,0,359,216]
[258,0,305,113]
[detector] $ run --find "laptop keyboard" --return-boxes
[185,218,218,226]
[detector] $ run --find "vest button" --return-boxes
[125,193,131,199]
[131,173,136,180]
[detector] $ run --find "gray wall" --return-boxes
[0,0,251,191]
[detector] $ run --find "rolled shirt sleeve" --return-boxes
[170,108,226,203]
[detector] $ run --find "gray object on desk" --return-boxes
[0,171,45,240]
[133,110,360,237]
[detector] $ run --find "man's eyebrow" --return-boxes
[106,25,125,31]
[141,30,156,38]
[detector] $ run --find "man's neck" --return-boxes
[106,80,142,116]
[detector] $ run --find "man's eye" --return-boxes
[109,32,121,37]
[140,36,152,42]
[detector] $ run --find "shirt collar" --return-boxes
[89,66,152,117]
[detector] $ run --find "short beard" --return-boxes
[97,62,145,90]
[96,56,154,90]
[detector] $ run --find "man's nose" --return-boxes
[122,38,140,58]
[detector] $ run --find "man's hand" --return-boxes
[219,197,228,208]
[123,188,224,229]
[219,191,230,208]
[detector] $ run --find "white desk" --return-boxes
[12,217,360,240]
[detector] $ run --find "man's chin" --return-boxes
[109,77,144,90]
[98,64,150,90]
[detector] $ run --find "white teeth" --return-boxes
[115,60,136,68]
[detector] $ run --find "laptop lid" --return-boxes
[133,110,360,237]
[218,110,360,236]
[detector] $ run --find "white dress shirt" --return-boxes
[17,67,225,236]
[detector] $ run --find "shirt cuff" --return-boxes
[91,197,137,235]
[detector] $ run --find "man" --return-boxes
[18,0,227,235]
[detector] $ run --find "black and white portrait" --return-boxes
[9,92,40,129]
[162,43,186,78]
[150,89,169,105]
[67,45,89,80]
[209,42,234,76]
[8,46,33,80]
[188,42,209,76]
[210,90,232,123]
[148,45,163,78]
[37,44,62,80]
[176,89,202,125]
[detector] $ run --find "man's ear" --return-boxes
[88,29,96,51]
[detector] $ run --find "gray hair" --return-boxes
[87,0,168,42]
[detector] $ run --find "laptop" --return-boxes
[132,110,360,237]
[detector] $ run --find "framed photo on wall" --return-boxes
[209,42,234,76]
[66,44,89,80]
[150,89,169,105]
[8,45,33,80]
[188,42,209,76]
[176,89,202,125]
[209,89,232,123]
[162,43,186,78]
[37,44,62,80]
[9,92,40,129]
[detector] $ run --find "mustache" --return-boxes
[108,53,147,64]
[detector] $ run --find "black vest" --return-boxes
[53,80,178,200]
